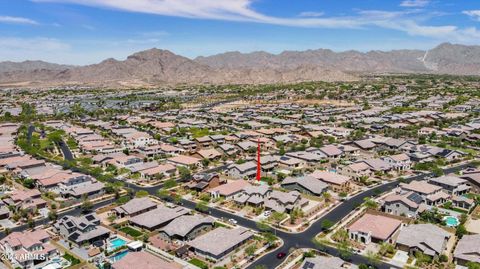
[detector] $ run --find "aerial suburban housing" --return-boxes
[0,1,480,269]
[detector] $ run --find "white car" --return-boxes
[228,218,238,224]
[263,210,272,217]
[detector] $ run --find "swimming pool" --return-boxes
[109,238,127,250]
[110,250,129,263]
[444,216,459,227]
[42,257,70,269]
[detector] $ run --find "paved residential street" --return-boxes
[114,162,473,269]
[0,197,114,238]
[58,139,74,161]
[55,134,474,269]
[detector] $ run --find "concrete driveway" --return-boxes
[0,219,16,228]
[390,250,409,268]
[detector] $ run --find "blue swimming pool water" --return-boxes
[110,250,129,262]
[444,216,459,227]
[109,238,127,250]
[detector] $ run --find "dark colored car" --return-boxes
[276,252,286,259]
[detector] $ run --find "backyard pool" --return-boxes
[109,238,127,250]
[444,216,459,227]
[41,257,70,269]
[110,250,129,263]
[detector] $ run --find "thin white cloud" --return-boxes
[31,0,480,42]
[400,0,430,8]
[298,11,324,18]
[0,37,70,52]
[463,10,480,21]
[0,15,38,25]
[0,37,71,63]
[32,0,362,28]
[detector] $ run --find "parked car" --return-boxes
[276,252,286,259]
[228,218,237,224]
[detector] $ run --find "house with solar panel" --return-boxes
[381,191,427,218]
[54,213,110,247]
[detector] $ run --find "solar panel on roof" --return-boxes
[68,232,80,241]
[407,192,423,204]
[302,261,315,269]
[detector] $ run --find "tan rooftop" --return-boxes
[348,213,402,240]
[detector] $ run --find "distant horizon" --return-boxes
[1,0,480,65]
[0,41,469,66]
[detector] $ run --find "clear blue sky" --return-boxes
[1,0,479,65]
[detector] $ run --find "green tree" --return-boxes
[46,130,64,143]
[163,179,178,189]
[256,221,271,232]
[3,111,12,121]
[364,198,379,209]
[171,193,182,204]
[178,166,192,181]
[323,192,333,203]
[321,219,334,231]
[195,201,209,213]
[245,245,257,257]
[379,242,395,257]
[81,199,93,213]
[135,190,149,198]
[432,167,444,177]
[366,250,381,267]
[201,158,210,167]
[48,210,58,221]
[439,254,448,263]
[199,193,211,202]
[23,178,35,189]
[260,176,275,185]
[456,224,468,238]
[157,188,169,200]
[338,241,353,260]
[27,218,35,229]
[270,212,285,227]
[262,232,277,245]
[277,172,287,181]
[466,262,480,269]
[19,103,36,122]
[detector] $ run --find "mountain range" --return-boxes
[1,43,479,87]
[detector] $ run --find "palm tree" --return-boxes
[323,192,333,204]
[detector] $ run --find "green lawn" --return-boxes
[63,253,80,266]
[214,221,227,228]
[66,137,78,150]
[189,258,208,269]
[39,139,53,150]
[119,226,143,237]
